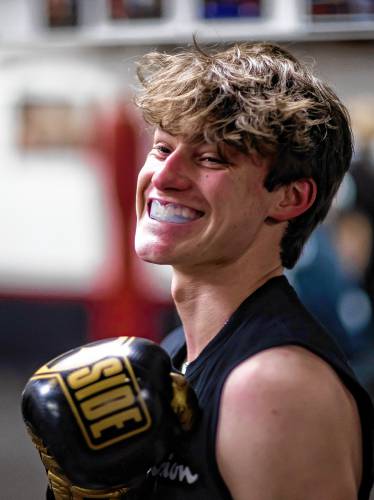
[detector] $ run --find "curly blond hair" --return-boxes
[135,42,352,268]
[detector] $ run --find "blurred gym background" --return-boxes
[1,1,374,498]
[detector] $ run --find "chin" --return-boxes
[136,252,165,265]
[135,240,171,265]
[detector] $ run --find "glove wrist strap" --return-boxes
[27,426,129,499]
[48,470,130,499]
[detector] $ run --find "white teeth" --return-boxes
[149,200,201,224]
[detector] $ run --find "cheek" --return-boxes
[230,183,271,230]
[243,172,272,212]
[200,171,230,199]
[135,164,152,217]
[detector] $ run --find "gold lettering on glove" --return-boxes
[67,357,123,389]
[31,337,151,450]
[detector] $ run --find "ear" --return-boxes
[269,178,317,222]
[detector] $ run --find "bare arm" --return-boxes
[216,346,362,500]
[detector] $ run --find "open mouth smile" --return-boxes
[149,199,203,224]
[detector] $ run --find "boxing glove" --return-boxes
[21,336,198,499]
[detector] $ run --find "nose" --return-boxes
[151,149,192,192]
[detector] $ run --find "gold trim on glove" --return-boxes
[170,372,198,431]
[26,426,130,499]
[48,471,130,499]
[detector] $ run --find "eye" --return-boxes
[151,143,172,159]
[202,156,222,163]
[200,155,228,168]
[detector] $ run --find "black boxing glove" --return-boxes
[21,336,198,499]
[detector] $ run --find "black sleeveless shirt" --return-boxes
[147,276,374,499]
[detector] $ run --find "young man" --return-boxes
[134,42,374,499]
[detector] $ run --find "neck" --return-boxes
[171,257,283,362]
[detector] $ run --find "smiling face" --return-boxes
[135,129,285,272]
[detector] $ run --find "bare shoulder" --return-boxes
[220,345,358,412]
[216,346,362,500]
